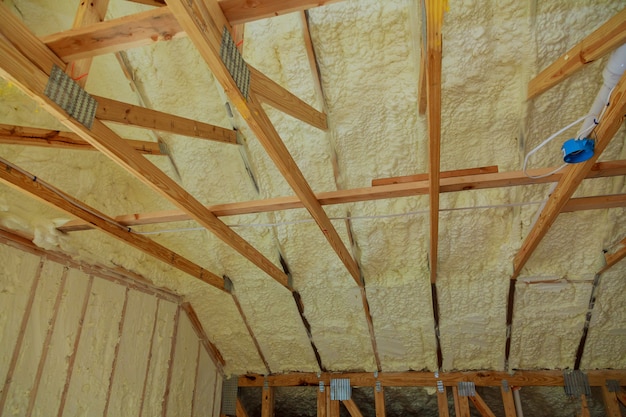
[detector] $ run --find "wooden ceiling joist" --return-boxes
[58,165,626,233]
[527,7,626,100]
[513,72,626,279]
[166,0,360,285]
[238,370,626,387]
[0,123,163,155]
[95,95,238,144]
[42,6,184,62]
[0,3,290,289]
[0,157,227,292]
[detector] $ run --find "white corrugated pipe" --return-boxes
[513,387,524,417]
[578,43,626,137]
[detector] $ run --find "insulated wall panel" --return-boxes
[167,311,200,417]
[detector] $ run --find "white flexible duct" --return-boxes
[578,43,626,137]
[513,388,524,417]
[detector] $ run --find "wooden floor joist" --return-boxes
[0,5,290,289]
[167,0,360,285]
[527,7,626,99]
[0,123,164,155]
[58,163,626,233]
[238,370,626,387]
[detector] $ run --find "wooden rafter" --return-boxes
[238,370,626,387]
[528,7,626,100]
[0,157,227,292]
[66,0,110,87]
[249,66,327,130]
[424,0,445,284]
[94,95,237,144]
[513,72,626,279]
[0,5,290,289]
[58,165,626,233]
[166,0,360,285]
[42,7,185,62]
[342,399,364,417]
[469,392,496,417]
[300,11,325,107]
[599,236,626,274]
[0,123,163,155]
[372,165,499,186]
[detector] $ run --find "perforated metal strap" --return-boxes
[220,27,250,99]
[44,64,97,129]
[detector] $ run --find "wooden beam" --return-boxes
[236,398,250,417]
[249,65,327,130]
[59,161,626,233]
[328,390,340,417]
[513,72,626,279]
[0,7,290,289]
[0,157,227,292]
[374,386,386,417]
[437,388,449,417]
[418,45,427,115]
[600,236,626,274]
[452,386,461,417]
[238,370,626,387]
[181,302,226,367]
[617,389,626,407]
[601,385,622,417]
[501,386,517,417]
[342,399,364,417]
[562,194,626,213]
[455,388,471,417]
[167,0,360,285]
[424,0,445,284]
[0,123,164,155]
[470,392,496,417]
[528,8,626,100]
[128,0,166,7]
[579,394,591,417]
[42,6,184,62]
[218,0,345,25]
[95,95,237,144]
[317,386,327,417]
[372,165,499,186]
[261,385,275,417]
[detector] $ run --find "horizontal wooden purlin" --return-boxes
[42,6,184,62]
[0,123,163,155]
[238,370,626,387]
[218,0,345,25]
[372,165,499,186]
[249,65,328,131]
[0,159,227,292]
[95,96,237,144]
[58,161,626,233]
[561,194,626,213]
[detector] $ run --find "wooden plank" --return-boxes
[127,0,166,7]
[424,0,445,284]
[42,6,185,62]
[513,72,626,279]
[95,95,237,144]
[452,386,462,417]
[0,157,227,292]
[372,165,499,186]
[249,65,327,130]
[167,0,360,284]
[342,398,364,417]
[219,0,345,25]
[375,386,386,417]
[418,47,427,115]
[0,258,44,416]
[617,389,626,407]
[580,394,591,417]
[328,389,340,417]
[261,385,275,417]
[66,0,110,87]
[181,302,226,367]
[437,387,449,417]
[501,386,517,417]
[103,288,130,417]
[601,385,622,417]
[138,299,161,417]
[56,275,94,417]
[470,392,497,417]
[0,9,290,289]
[0,123,164,155]
[236,398,250,417]
[456,390,471,417]
[24,267,69,417]
[58,160,626,233]
[161,306,181,417]
[562,194,626,213]
[528,8,626,99]
[600,236,626,274]
[317,385,327,417]
[237,370,626,387]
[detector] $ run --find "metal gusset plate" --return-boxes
[220,27,250,99]
[44,64,97,129]
[564,370,591,397]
